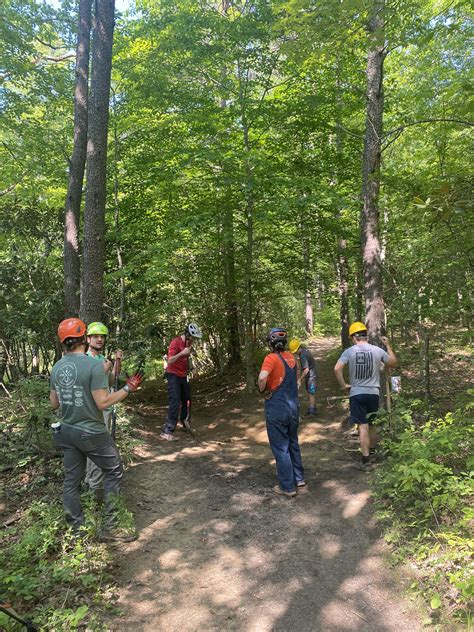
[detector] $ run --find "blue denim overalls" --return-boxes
[264,353,305,492]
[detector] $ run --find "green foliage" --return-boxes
[312,305,340,337]
[0,378,57,466]
[373,398,474,624]
[0,382,140,629]
[0,500,112,629]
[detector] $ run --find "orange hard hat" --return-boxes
[57,318,87,343]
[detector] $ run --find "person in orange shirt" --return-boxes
[258,327,305,497]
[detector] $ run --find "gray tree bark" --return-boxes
[220,0,241,367]
[361,0,386,343]
[80,0,115,323]
[337,241,351,348]
[63,0,92,317]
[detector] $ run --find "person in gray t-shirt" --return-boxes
[334,322,397,471]
[50,318,143,541]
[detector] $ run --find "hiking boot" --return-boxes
[369,449,379,463]
[303,409,317,418]
[273,485,297,498]
[354,461,374,472]
[100,527,138,543]
[160,432,178,442]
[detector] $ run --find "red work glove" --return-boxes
[126,370,145,392]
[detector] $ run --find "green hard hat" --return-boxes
[87,322,109,336]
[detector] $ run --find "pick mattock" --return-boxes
[110,353,122,441]
[0,599,38,631]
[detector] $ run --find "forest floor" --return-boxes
[106,337,430,632]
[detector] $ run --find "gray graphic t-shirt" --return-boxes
[50,353,108,433]
[300,348,317,380]
[337,343,389,396]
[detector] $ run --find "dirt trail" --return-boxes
[108,338,425,632]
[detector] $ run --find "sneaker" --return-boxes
[354,461,374,472]
[273,485,297,498]
[160,432,178,442]
[296,481,306,488]
[100,527,138,543]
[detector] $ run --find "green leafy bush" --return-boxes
[0,500,114,630]
[373,398,474,625]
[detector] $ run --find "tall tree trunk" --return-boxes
[302,214,313,336]
[337,241,351,348]
[361,0,386,344]
[80,0,116,323]
[335,61,350,348]
[223,203,242,365]
[63,0,92,317]
[112,90,125,337]
[244,171,255,390]
[220,0,241,366]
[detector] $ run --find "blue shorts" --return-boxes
[349,394,379,425]
[305,378,317,395]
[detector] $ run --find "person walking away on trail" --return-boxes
[160,322,202,441]
[258,327,305,497]
[333,321,398,472]
[50,318,144,541]
[289,338,317,417]
[84,322,122,501]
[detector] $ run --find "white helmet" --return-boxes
[185,322,202,338]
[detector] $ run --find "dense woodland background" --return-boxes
[0,0,472,382]
[0,0,472,629]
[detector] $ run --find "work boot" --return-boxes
[100,527,138,543]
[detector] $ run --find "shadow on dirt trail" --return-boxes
[108,338,426,632]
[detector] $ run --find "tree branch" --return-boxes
[384,118,473,138]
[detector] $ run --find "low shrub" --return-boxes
[373,395,474,626]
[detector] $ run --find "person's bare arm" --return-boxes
[334,361,350,391]
[92,372,144,410]
[381,336,398,368]
[298,367,309,387]
[50,390,59,410]
[167,346,191,365]
[92,387,130,411]
[258,369,270,393]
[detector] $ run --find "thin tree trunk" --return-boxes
[244,174,255,390]
[361,0,386,344]
[112,91,125,337]
[337,241,351,348]
[302,216,313,336]
[64,0,92,317]
[220,1,241,366]
[223,204,242,365]
[80,0,116,323]
[335,61,351,349]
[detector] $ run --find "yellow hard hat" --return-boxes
[348,322,368,337]
[289,338,301,353]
